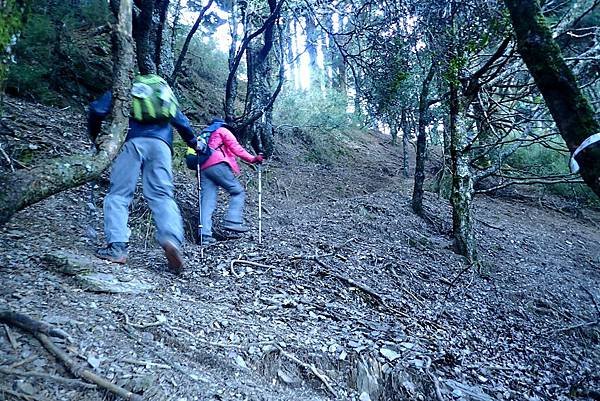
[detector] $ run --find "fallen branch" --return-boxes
[0,311,72,342]
[1,311,142,401]
[35,333,142,401]
[276,345,337,397]
[0,366,97,389]
[313,259,384,305]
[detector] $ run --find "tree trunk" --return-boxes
[504,0,600,197]
[284,18,295,88]
[390,120,398,146]
[412,64,436,216]
[449,83,477,263]
[245,41,274,155]
[401,108,411,178]
[224,0,242,121]
[305,11,320,90]
[170,0,214,84]
[134,0,156,74]
[154,0,173,77]
[0,0,135,225]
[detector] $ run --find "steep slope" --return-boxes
[0,97,599,401]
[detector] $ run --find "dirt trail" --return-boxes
[1,98,599,401]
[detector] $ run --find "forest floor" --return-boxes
[1,96,600,401]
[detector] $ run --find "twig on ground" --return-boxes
[582,287,600,317]
[0,366,97,389]
[120,328,210,384]
[0,385,46,401]
[476,218,504,230]
[335,237,357,251]
[4,324,19,350]
[7,355,38,369]
[428,370,445,401]
[143,213,152,251]
[290,253,335,261]
[551,320,599,334]
[122,359,171,370]
[334,254,348,262]
[276,345,337,397]
[0,143,15,172]
[443,266,472,300]
[115,309,166,329]
[230,259,277,277]
[172,326,273,350]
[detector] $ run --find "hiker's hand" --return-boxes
[253,154,264,164]
[196,138,207,153]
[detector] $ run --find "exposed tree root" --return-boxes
[0,310,143,401]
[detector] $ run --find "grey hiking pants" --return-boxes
[201,162,245,237]
[103,137,184,247]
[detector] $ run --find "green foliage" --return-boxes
[5,0,111,104]
[274,86,350,131]
[274,86,361,164]
[6,13,57,102]
[177,34,229,86]
[0,0,30,83]
[508,141,598,204]
[444,55,467,85]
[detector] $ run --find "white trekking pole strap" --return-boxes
[570,133,600,173]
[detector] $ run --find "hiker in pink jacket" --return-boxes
[199,120,263,244]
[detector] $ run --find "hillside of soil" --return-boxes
[0,95,599,401]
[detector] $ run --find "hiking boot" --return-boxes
[162,240,185,275]
[221,220,250,233]
[200,235,217,245]
[96,242,128,264]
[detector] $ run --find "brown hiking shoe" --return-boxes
[162,241,184,274]
[96,242,128,264]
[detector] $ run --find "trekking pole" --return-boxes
[258,154,263,245]
[196,157,204,258]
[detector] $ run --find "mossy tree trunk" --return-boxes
[449,82,478,263]
[240,0,281,156]
[504,0,600,197]
[245,40,275,155]
[412,63,436,216]
[0,0,135,225]
[224,0,243,121]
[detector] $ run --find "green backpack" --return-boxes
[130,74,178,123]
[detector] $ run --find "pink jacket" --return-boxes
[201,127,255,174]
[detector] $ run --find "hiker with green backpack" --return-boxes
[185,118,263,245]
[88,74,202,274]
